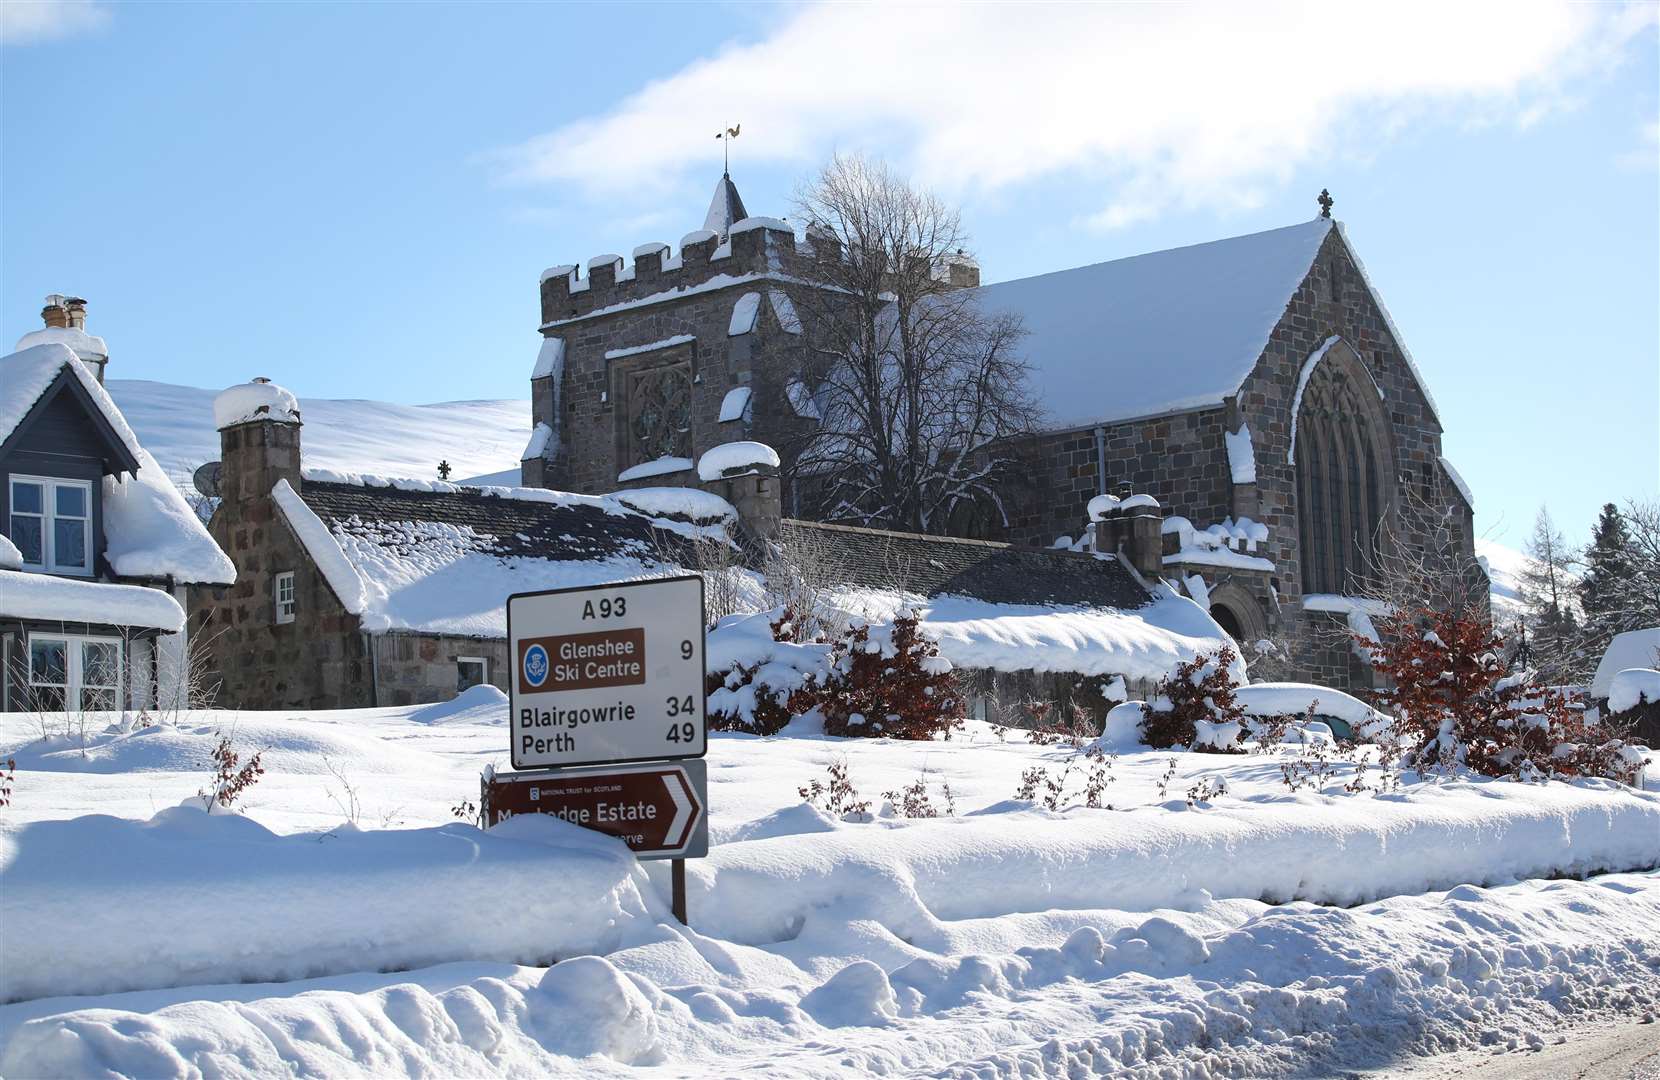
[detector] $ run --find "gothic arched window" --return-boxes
[1294,341,1393,595]
[626,362,693,464]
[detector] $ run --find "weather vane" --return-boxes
[715,124,740,174]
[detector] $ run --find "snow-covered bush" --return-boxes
[1360,608,1648,783]
[1139,648,1246,753]
[706,609,832,735]
[818,611,964,740]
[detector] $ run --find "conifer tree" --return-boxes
[1518,507,1581,681]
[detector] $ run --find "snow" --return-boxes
[530,336,564,380]
[1287,334,1343,463]
[697,440,780,481]
[973,219,1332,429]
[1608,668,1660,715]
[212,379,301,429]
[538,264,576,285]
[109,379,532,493]
[0,697,1656,1074]
[730,216,791,236]
[1592,628,1660,699]
[617,455,693,482]
[1235,682,1391,739]
[834,587,1244,684]
[604,334,696,361]
[728,291,760,335]
[1087,493,1119,520]
[519,421,552,461]
[0,569,185,632]
[612,487,736,523]
[13,324,107,360]
[544,272,775,329]
[786,379,822,420]
[270,478,369,617]
[0,534,20,571]
[102,447,236,585]
[680,228,718,248]
[768,289,802,334]
[1182,573,1211,609]
[718,386,752,423]
[1,344,144,470]
[1225,422,1257,484]
[632,241,670,260]
[586,253,622,271]
[1478,537,1541,623]
[1119,493,1159,510]
[1439,455,1474,508]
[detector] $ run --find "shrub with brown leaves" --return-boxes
[1140,647,1246,753]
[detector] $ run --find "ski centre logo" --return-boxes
[523,643,550,689]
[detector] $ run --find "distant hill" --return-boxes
[1477,537,1544,624]
[107,379,532,491]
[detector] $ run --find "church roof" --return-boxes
[703,172,750,239]
[974,218,1334,429]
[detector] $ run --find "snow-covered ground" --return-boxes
[106,378,532,490]
[2,702,1656,1077]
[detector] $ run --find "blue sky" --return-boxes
[2,1,1655,551]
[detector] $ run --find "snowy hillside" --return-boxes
[106,379,532,491]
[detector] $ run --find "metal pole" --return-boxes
[671,858,687,925]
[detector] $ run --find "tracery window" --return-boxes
[1294,342,1392,595]
[626,362,693,465]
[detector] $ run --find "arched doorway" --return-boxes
[1210,603,1244,643]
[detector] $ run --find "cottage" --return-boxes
[1,297,235,713]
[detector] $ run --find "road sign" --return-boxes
[482,759,708,860]
[507,575,706,769]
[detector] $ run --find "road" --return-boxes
[1372,1019,1660,1079]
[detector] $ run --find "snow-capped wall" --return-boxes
[214,379,300,429]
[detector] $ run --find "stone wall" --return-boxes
[368,633,509,707]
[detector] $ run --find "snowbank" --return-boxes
[0,570,185,632]
[409,683,508,725]
[0,807,663,1002]
[686,780,1660,947]
[697,441,780,481]
[212,379,300,429]
[1236,682,1391,740]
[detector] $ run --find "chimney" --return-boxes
[63,297,88,330]
[1089,491,1164,578]
[41,295,70,328]
[214,377,303,505]
[696,442,782,543]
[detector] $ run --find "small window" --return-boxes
[457,656,488,693]
[273,571,296,624]
[27,633,121,713]
[9,475,92,575]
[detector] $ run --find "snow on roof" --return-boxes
[586,253,623,271]
[1439,456,1474,508]
[973,219,1332,429]
[604,334,695,361]
[0,569,186,633]
[1087,494,1119,520]
[729,292,761,336]
[15,325,108,361]
[1,345,229,585]
[730,216,790,236]
[282,476,728,637]
[617,456,693,483]
[719,386,753,423]
[1,343,144,466]
[213,379,300,429]
[768,289,801,335]
[520,422,553,462]
[1591,627,1660,699]
[698,441,780,481]
[632,242,669,259]
[531,337,565,380]
[1225,423,1257,484]
[104,447,236,585]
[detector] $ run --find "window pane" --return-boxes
[31,685,66,712]
[30,639,67,684]
[54,518,88,568]
[457,661,484,692]
[55,485,87,518]
[11,482,42,514]
[81,687,117,712]
[11,516,43,564]
[82,641,119,688]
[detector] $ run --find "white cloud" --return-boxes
[495,1,1650,227]
[1,0,109,45]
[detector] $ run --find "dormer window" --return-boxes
[9,476,92,575]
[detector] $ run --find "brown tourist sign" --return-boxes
[482,759,708,860]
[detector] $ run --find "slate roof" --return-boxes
[780,519,1151,610]
[703,172,750,240]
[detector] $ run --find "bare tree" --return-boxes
[1519,507,1583,680]
[1354,483,1489,623]
[785,154,1040,534]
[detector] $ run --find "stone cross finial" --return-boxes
[1317,189,1334,219]
[438,460,452,481]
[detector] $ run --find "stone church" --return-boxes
[520,174,1481,688]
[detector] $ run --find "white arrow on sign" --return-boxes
[664,771,693,848]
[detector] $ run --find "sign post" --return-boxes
[497,576,708,923]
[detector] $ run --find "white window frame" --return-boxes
[9,474,94,576]
[27,632,123,713]
[457,656,488,692]
[273,571,296,624]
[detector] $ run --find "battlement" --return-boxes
[540,216,797,326]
